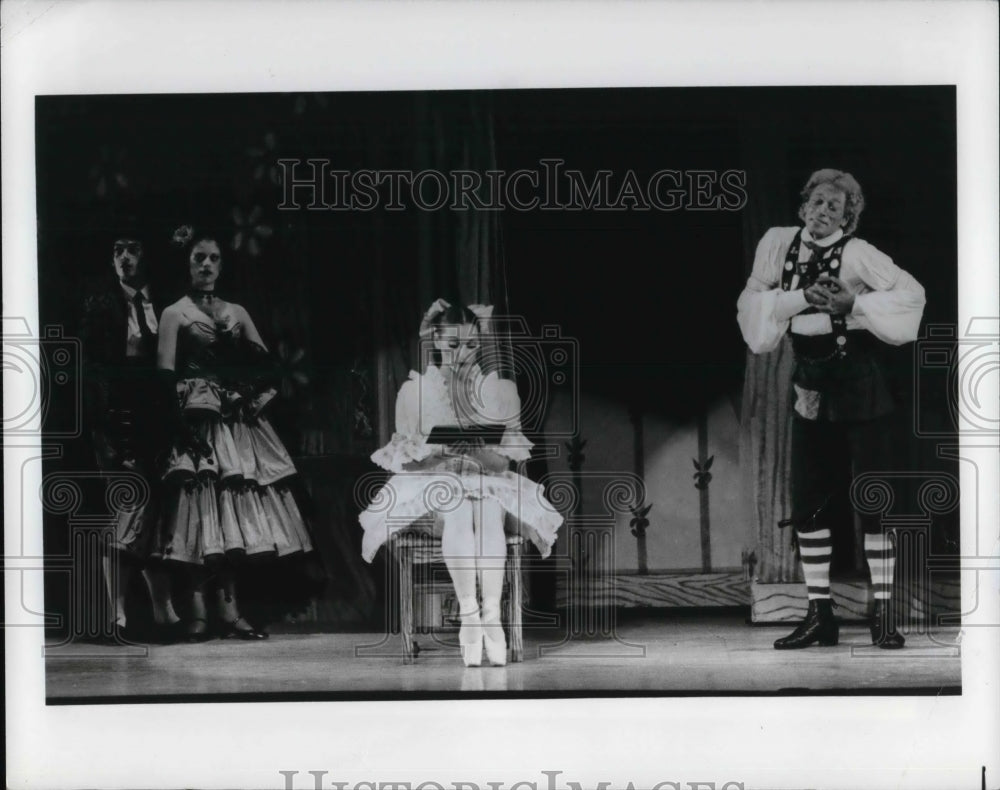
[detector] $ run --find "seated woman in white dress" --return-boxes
[359,299,564,666]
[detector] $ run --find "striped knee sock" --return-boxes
[797,527,832,600]
[865,531,896,600]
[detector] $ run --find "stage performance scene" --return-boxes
[36,87,960,700]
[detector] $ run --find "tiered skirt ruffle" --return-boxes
[153,378,312,565]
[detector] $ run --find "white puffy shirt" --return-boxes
[737,226,926,354]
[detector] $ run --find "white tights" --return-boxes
[439,498,507,617]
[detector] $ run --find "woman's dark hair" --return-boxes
[430,303,480,328]
[170,224,225,261]
[427,303,482,369]
[168,224,227,299]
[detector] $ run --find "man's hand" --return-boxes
[803,283,832,308]
[813,275,856,315]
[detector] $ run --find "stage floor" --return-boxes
[45,614,962,702]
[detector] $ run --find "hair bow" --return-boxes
[468,304,493,334]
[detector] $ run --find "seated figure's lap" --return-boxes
[407,501,519,540]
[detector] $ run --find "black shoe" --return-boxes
[870,599,905,649]
[219,617,269,641]
[150,620,188,645]
[774,599,839,649]
[185,618,213,643]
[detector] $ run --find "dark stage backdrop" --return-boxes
[36,87,957,632]
[731,88,958,582]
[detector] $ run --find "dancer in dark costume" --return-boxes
[80,222,184,642]
[153,224,321,641]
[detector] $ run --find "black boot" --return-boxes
[774,599,839,650]
[870,599,905,649]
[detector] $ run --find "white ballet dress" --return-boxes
[358,365,564,562]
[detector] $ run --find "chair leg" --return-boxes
[398,545,415,664]
[507,542,524,663]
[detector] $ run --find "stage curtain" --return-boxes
[736,113,800,585]
[373,92,511,444]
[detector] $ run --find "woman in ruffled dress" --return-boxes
[359,299,563,666]
[153,224,317,641]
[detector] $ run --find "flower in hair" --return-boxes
[171,224,194,248]
[468,304,494,334]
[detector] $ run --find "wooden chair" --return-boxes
[390,531,524,664]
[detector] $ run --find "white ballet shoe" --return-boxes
[458,608,483,667]
[481,601,507,666]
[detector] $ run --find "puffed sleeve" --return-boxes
[394,378,420,436]
[482,373,533,462]
[737,227,809,354]
[369,374,436,473]
[847,239,926,345]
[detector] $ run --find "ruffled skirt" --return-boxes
[358,468,564,562]
[112,493,160,559]
[153,379,313,565]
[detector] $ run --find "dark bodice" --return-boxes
[170,296,263,389]
[176,311,245,380]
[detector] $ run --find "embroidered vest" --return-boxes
[780,229,851,359]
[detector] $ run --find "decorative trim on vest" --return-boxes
[781,229,851,359]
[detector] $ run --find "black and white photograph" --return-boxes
[4,3,998,790]
[34,84,961,697]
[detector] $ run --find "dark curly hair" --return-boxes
[429,303,480,329]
